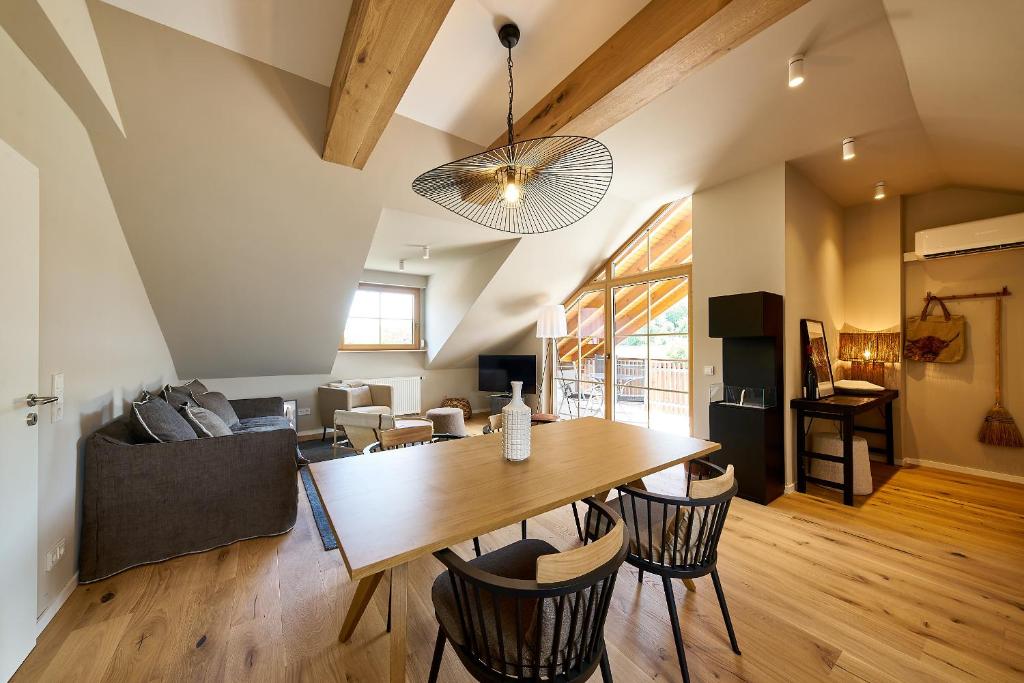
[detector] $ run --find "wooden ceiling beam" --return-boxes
[323,0,453,168]
[488,0,808,150]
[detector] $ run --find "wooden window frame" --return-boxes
[554,199,694,434]
[340,283,422,351]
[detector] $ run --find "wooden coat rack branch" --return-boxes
[924,285,1011,302]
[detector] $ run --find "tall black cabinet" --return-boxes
[708,291,784,505]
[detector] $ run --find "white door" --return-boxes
[0,138,40,680]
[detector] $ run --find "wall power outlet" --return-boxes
[45,538,66,572]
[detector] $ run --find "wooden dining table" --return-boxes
[309,416,720,682]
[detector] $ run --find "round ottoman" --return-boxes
[426,407,467,437]
[809,432,873,496]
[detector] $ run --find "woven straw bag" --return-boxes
[904,296,965,363]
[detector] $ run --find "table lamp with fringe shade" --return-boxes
[536,304,568,414]
[838,331,901,386]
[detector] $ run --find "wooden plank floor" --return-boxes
[14,461,1024,682]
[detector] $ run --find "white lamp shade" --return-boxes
[536,304,568,338]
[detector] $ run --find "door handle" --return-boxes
[27,394,58,407]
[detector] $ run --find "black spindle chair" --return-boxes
[428,498,627,682]
[610,459,740,682]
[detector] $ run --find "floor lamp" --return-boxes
[536,304,568,415]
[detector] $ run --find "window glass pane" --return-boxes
[650,279,689,333]
[648,198,692,269]
[578,291,605,341]
[577,381,605,418]
[350,289,380,318]
[650,390,689,435]
[648,346,688,391]
[614,336,648,388]
[380,319,413,345]
[344,317,379,345]
[614,387,646,426]
[558,300,580,368]
[613,283,648,335]
[380,291,414,319]
[579,341,605,383]
[612,233,648,278]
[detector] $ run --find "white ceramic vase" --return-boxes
[501,381,531,461]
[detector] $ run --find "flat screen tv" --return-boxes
[478,354,537,395]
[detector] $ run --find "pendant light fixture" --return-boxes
[874,181,887,200]
[412,23,613,234]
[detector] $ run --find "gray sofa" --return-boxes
[80,397,298,582]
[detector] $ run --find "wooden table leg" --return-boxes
[339,571,383,642]
[884,401,895,465]
[683,579,697,592]
[389,563,408,683]
[796,408,807,493]
[842,415,855,506]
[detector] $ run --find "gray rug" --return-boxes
[298,439,356,551]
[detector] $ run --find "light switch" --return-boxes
[52,373,64,423]
[703,365,716,376]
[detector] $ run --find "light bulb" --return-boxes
[503,181,521,204]
[788,55,805,88]
[874,181,886,200]
[842,137,856,161]
[863,349,871,360]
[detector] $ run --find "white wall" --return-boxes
[784,164,845,484]
[0,25,176,616]
[691,164,786,439]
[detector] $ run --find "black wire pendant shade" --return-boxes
[412,23,613,235]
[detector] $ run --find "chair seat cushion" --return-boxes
[351,405,391,416]
[231,415,293,434]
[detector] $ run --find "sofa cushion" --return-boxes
[130,396,197,443]
[347,385,372,408]
[181,405,233,438]
[162,379,208,408]
[193,391,240,427]
[231,415,293,434]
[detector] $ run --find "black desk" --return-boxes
[790,390,898,506]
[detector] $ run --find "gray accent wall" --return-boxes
[0,16,176,617]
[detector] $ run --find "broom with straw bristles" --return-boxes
[979,298,1023,447]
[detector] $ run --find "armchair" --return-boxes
[317,381,393,440]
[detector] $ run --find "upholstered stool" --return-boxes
[425,407,467,437]
[809,432,873,496]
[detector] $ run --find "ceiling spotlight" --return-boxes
[399,258,406,271]
[874,181,886,200]
[422,245,430,260]
[788,54,805,88]
[842,137,856,161]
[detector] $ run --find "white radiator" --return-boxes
[357,376,422,415]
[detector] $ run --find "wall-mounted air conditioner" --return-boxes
[908,211,1024,261]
